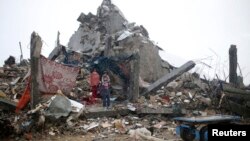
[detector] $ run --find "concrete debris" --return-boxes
[197,96,211,106]
[117,30,133,41]
[44,95,72,119]
[68,0,171,83]
[84,122,100,131]
[188,92,193,99]
[114,119,127,134]
[129,127,166,141]
[101,121,112,128]
[141,61,195,96]
[183,99,190,103]
[153,121,167,129]
[49,131,56,136]
[176,92,182,96]
[1,0,250,140]
[137,106,185,115]
[166,81,179,90]
[0,90,7,98]
[83,106,130,118]
[127,103,136,111]
[128,128,151,140]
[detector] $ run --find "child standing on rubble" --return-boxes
[101,71,111,110]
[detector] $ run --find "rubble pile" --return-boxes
[131,72,214,117]
[0,58,30,139]
[0,57,29,105]
[1,0,250,140]
[73,69,92,100]
[67,0,172,82]
[9,114,178,141]
[0,60,215,140]
[164,73,211,109]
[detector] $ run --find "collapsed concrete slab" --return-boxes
[68,0,171,82]
[141,61,196,96]
[223,84,250,96]
[137,107,186,115]
[83,106,130,118]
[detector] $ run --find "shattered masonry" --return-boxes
[67,0,171,82]
[1,0,250,140]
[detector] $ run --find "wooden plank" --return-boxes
[141,61,195,96]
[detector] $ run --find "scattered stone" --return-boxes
[176,92,182,96]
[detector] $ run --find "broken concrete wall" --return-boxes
[116,35,168,82]
[68,22,102,55]
[97,0,128,34]
[68,0,171,82]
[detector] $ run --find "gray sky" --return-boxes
[0,0,250,85]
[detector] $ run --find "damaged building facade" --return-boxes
[67,0,171,82]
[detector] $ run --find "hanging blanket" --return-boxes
[38,55,79,94]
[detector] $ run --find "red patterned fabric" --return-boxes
[38,55,79,94]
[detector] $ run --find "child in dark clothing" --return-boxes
[100,71,111,109]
